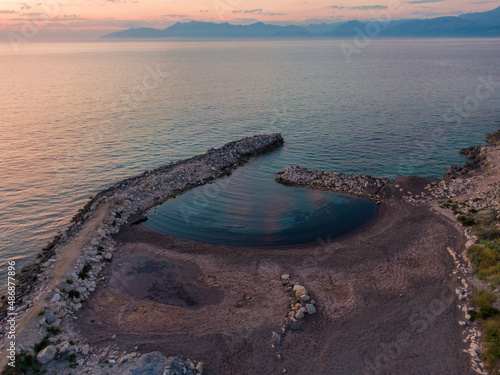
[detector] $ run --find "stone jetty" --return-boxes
[275,166,391,200]
[0,134,283,374]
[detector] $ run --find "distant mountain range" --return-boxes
[103,6,500,39]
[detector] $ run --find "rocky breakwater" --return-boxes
[0,134,283,374]
[275,166,390,202]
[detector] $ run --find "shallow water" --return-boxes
[1,39,499,267]
[145,152,377,246]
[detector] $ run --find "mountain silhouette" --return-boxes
[102,6,500,39]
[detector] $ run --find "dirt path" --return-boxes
[0,201,113,370]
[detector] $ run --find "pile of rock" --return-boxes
[418,179,474,202]
[276,167,390,201]
[447,244,488,375]
[280,274,317,329]
[0,134,285,371]
[163,355,204,375]
[486,130,500,146]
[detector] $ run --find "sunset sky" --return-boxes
[0,0,499,40]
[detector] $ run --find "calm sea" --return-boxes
[1,39,500,269]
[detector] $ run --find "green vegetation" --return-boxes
[66,278,73,285]
[471,290,500,371]
[37,310,45,317]
[454,191,500,373]
[458,215,476,226]
[78,264,91,279]
[469,240,500,286]
[46,327,61,335]
[33,336,50,355]
[1,353,41,374]
[67,290,80,299]
[98,358,109,369]
[484,318,500,368]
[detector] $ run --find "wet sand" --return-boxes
[75,179,473,374]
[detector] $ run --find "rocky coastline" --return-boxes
[275,166,390,201]
[1,130,499,374]
[1,134,284,319]
[0,134,284,374]
[274,131,500,375]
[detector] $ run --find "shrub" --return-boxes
[476,289,498,309]
[78,264,91,279]
[484,317,500,369]
[67,290,80,299]
[2,352,40,374]
[480,306,500,320]
[46,327,61,335]
[33,336,50,355]
[458,215,476,226]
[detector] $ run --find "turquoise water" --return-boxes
[1,39,499,266]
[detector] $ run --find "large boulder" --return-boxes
[37,345,57,364]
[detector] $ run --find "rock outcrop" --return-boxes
[486,130,500,146]
[275,166,390,200]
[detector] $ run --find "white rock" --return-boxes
[293,285,306,297]
[195,362,204,374]
[59,342,70,353]
[50,294,61,303]
[37,345,57,364]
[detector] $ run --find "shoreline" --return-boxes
[1,131,499,374]
[0,134,284,320]
[0,134,284,373]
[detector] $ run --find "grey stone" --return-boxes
[37,345,57,364]
[299,294,310,302]
[45,311,57,324]
[306,304,317,314]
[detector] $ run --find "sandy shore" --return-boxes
[3,132,500,374]
[71,179,473,374]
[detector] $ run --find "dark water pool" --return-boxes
[144,155,376,247]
